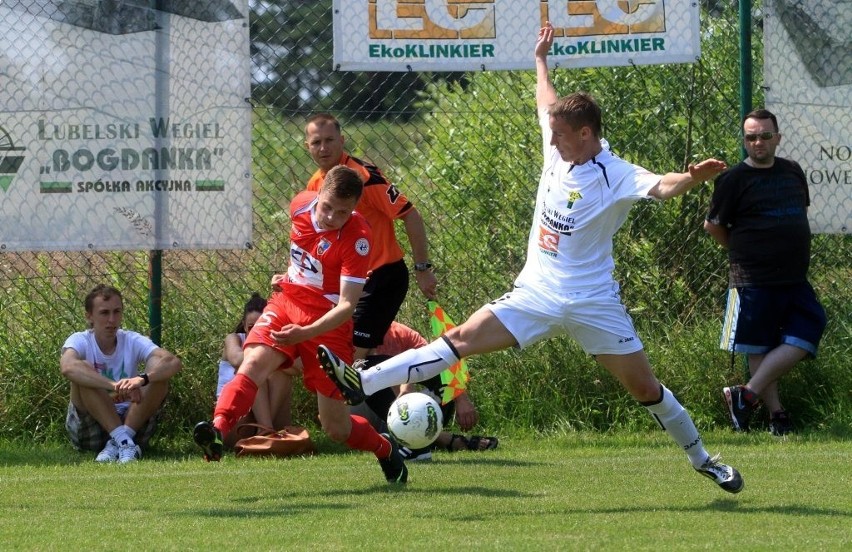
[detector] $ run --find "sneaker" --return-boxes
[193,421,224,462]
[95,439,120,463]
[769,410,794,436]
[379,433,408,484]
[722,385,755,432]
[117,442,142,464]
[317,344,366,405]
[399,445,432,462]
[695,454,744,494]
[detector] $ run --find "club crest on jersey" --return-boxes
[316,238,331,256]
[355,237,370,257]
[567,190,583,209]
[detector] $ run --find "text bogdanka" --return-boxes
[37,118,223,140]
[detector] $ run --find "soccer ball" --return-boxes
[387,392,443,449]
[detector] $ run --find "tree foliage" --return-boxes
[250,0,463,120]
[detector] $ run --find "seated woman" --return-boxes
[217,293,299,448]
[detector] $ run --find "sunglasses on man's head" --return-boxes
[744,131,777,142]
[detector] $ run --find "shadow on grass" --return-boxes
[186,486,537,519]
[182,491,851,522]
[0,439,197,467]
[0,442,90,466]
[444,498,852,522]
[548,499,852,519]
[189,502,352,519]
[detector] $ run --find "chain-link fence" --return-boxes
[1,1,849,441]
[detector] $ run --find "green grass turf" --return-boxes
[0,432,849,550]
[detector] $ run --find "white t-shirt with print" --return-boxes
[514,110,661,294]
[63,329,158,407]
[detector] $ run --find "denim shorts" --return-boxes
[731,283,827,357]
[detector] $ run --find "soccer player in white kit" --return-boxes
[320,22,743,493]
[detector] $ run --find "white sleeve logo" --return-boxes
[355,238,370,257]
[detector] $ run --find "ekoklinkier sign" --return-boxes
[333,0,700,72]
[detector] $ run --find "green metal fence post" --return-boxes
[149,1,168,347]
[148,250,163,346]
[739,0,753,160]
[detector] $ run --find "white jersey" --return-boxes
[216,332,245,397]
[515,110,661,294]
[62,329,158,407]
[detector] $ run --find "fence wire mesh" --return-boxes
[1,1,849,441]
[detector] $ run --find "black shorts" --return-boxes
[353,259,409,349]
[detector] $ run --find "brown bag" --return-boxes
[233,424,317,458]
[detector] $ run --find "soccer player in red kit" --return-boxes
[193,165,408,484]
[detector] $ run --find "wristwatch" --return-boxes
[413,261,433,272]
[139,373,150,386]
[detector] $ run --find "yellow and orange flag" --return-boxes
[427,300,470,404]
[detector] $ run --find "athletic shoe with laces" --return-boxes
[722,385,755,432]
[695,454,744,494]
[317,344,366,405]
[769,410,794,436]
[117,442,142,464]
[379,433,408,484]
[193,420,224,462]
[95,439,120,463]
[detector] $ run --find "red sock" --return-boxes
[213,373,258,435]
[345,415,390,459]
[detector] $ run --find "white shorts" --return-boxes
[485,283,644,355]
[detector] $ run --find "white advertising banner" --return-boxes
[764,0,851,234]
[333,0,700,72]
[0,1,252,251]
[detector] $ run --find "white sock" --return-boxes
[362,336,459,395]
[110,425,136,446]
[644,385,710,468]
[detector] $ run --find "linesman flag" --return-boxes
[427,300,470,404]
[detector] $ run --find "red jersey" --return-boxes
[283,190,372,308]
[307,153,413,270]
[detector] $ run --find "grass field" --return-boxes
[1,431,849,550]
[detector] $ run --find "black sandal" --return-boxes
[445,434,468,452]
[445,434,499,452]
[467,435,498,451]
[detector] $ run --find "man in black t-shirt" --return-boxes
[705,109,827,436]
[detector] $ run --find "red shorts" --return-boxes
[244,291,353,399]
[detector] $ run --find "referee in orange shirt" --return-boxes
[305,113,438,361]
